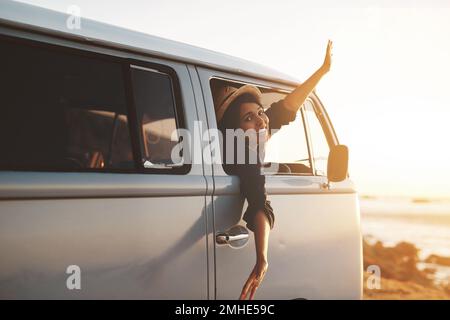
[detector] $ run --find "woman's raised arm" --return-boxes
[283,40,333,112]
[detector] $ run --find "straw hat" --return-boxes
[213,84,262,123]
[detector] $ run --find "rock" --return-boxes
[425,254,450,267]
[363,238,433,286]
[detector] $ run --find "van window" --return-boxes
[130,66,182,169]
[304,100,330,176]
[210,79,312,175]
[0,39,133,171]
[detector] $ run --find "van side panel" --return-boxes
[0,184,207,299]
[212,176,362,300]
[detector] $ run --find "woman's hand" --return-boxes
[320,39,333,74]
[239,259,268,300]
[283,40,333,112]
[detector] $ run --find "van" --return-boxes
[0,1,363,299]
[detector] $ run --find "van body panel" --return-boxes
[0,172,206,199]
[0,194,207,299]
[187,64,217,299]
[212,177,362,300]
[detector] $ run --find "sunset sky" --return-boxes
[14,0,450,199]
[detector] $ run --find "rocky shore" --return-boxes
[363,238,450,299]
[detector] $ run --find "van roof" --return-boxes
[0,1,300,86]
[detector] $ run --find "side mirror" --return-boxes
[327,145,349,183]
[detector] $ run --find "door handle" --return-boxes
[216,233,249,244]
[215,225,249,248]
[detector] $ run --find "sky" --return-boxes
[11,0,450,198]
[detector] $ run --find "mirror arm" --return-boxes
[321,180,331,190]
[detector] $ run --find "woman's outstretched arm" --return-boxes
[284,40,333,112]
[240,209,270,300]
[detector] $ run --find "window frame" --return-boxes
[0,33,190,175]
[124,60,190,175]
[303,98,329,176]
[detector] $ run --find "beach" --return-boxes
[360,196,450,299]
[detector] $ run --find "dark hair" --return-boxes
[218,93,261,132]
[217,93,262,173]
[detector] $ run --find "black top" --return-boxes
[232,99,297,232]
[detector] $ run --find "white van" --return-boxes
[0,1,362,299]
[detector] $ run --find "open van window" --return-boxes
[210,78,313,176]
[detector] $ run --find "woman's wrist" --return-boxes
[256,254,268,264]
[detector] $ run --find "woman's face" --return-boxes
[238,102,270,143]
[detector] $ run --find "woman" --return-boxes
[213,40,333,300]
